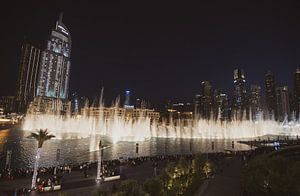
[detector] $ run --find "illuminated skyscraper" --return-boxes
[265,71,277,119]
[124,90,131,108]
[71,92,79,114]
[232,69,247,119]
[193,94,201,118]
[276,86,290,121]
[199,81,213,119]
[249,85,261,120]
[135,98,141,109]
[293,68,300,117]
[16,40,42,112]
[37,13,71,99]
[213,89,230,121]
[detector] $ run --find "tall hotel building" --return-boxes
[37,13,71,99]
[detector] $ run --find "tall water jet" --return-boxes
[23,93,300,152]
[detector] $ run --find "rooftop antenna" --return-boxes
[59,12,63,23]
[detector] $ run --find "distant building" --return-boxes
[249,85,262,120]
[27,96,70,115]
[213,90,230,121]
[158,100,173,119]
[276,86,290,121]
[0,96,15,113]
[37,13,71,99]
[135,98,141,109]
[123,90,134,109]
[293,68,300,118]
[265,71,277,119]
[82,106,160,121]
[232,69,247,119]
[71,92,79,115]
[0,108,4,117]
[15,40,42,112]
[171,102,193,119]
[198,81,213,119]
[193,94,201,119]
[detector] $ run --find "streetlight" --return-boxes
[96,140,111,182]
[135,143,139,157]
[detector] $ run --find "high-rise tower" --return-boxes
[199,81,213,119]
[124,90,131,108]
[265,71,277,119]
[249,85,261,120]
[213,89,230,121]
[293,68,300,117]
[37,13,71,99]
[16,40,42,112]
[232,69,247,119]
[276,86,290,121]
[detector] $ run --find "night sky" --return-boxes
[1,1,300,105]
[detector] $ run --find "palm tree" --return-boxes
[28,129,55,189]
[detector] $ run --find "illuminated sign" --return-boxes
[58,25,69,35]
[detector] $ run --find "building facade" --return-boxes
[15,41,42,112]
[37,13,71,99]
[213,90,230,121]
[232,69,247,119]
[293,68,300,118]
[198,81,213,119]
[249,85,262,120]
[265,71,277,119]
[0,96,15,113]
[27,96,71,115]
[276,86,290,122]
[82,107,160,121]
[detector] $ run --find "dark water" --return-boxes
[0,128,252,169]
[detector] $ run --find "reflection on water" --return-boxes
[0,129,9,153]
[0,128,251,169]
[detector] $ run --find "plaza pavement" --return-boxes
[195,156,242,196]
[0,160,168,195]
[1,155,244,196]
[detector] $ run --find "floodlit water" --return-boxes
[1,108,300,169]
[0,127,253,169]
[23,112,300,152]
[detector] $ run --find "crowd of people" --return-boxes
[0,145,278,181]
[0,165,72,181]
[1,140,294,195]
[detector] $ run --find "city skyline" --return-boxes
[1,3,300,195]
[1,2,300,103]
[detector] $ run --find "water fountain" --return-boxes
[22,104,300,152]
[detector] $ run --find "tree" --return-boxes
[118,179,144,196]
[28,129,55,189]
[143,177,162,196]
[241,155,300,196]
[92,189,109,196]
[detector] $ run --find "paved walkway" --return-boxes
[195,157,242,196]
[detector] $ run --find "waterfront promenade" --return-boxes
[1,140,299,195]
[0,156,168,195]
